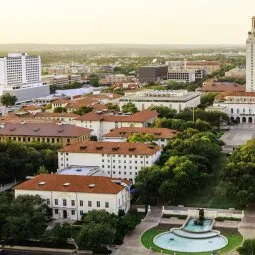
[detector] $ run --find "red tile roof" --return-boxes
[75,109,158,123]
[216,91,255,99]
[58,141,161,155]
[35,112,79,118]
[199,84,245,93]
[0,123,92,137]
[103,127,178,139]
[15,174,129,194]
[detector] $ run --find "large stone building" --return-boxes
[119,90,200,113]
[0,122,92,145]
[15,174,131,219]
[58,141,162,182]
[74,109,158,139]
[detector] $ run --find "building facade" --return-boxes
[167,70,196,83]
[0,53,41,86]
[74,109,158,139]
[58,141,162,182]
[0,123,92,145]
[15,174,131,220]
[138,65,168,83]
[103,127,178,147]
[119,90,200,113]
[0,53,50,103]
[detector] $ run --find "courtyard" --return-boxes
[221,123,255,153]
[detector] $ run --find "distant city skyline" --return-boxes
[1,0,255,45]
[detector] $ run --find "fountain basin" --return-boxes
[153,232,228,253]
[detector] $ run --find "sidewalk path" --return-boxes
[112,207,161,255]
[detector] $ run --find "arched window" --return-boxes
[237,108,239,114]
[231,108,233,114]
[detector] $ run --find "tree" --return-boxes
[222,139,255,206]
[159,156,199,202]
[128,133,155,143]
[199,92,218,108]
[43,222,72,246]
[122,102,138,113]
[107,103,120,111]
[149,106,177,118]
[77,222,115,249]
[0,93,17,107]
[155,117,211,132]
[2,195,51,244]
[36,165,49,175]
[53,107,67,113]
[82,210,117,228]
[88,74,99,87]
[135,166,162,211]
[74,106,93,116]
[0,141,59,183]
[175,108,229,130]
[0,193,13,239]
[238,239,255,255]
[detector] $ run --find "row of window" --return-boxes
[103,154,149,158]
[231,108,252,114]
[54,209,84,216]
[51,198,109,208]
[102,159,149,164]
[103,165,143,170]
[107,170,138,176]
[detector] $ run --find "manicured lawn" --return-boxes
[141,228,243,255]
[180,155,242,209]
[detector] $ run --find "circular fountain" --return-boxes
[153,209,228,253]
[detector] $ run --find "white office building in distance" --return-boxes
[0,53,50,103]
[119,90,200,113]
[167,69,196,83]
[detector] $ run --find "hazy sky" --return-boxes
[1,0,255,44]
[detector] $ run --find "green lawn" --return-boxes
[141,228,243,255]
[180,155,242,209]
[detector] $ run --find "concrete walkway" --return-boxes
[112,207,161,255]
[239,204,255,239]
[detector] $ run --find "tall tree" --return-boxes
[77,222,115,249]
[128,133,155,143]
[122,102,138,113]
[0,93,17,107]
[2,195,51,244]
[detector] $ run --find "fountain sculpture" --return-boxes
[194,208,205,226]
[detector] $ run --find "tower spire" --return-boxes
[252,16,255,33]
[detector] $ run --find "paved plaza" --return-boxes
[221,123,255,153]
[112,205,255,255]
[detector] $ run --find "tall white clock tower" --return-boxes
[246,17,255,92]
